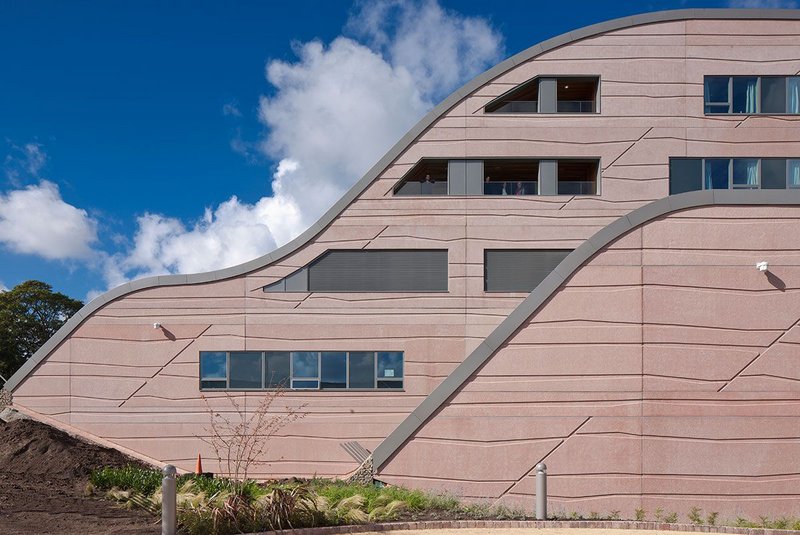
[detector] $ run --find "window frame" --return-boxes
[669,157,800,193]
[484,75,601,115]
[199,351,405,392]
[704,75,800,115]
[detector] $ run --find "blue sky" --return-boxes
[0,0,795,301]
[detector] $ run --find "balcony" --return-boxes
[484,180,538,195]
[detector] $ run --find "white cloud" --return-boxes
[4,142,47,185]
[728,0,798,7]
[0,281,7,292]
[222,101,242,117]
[0,181,98,260]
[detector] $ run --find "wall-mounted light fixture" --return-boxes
[756,261,769,272]
[153,322,162,329]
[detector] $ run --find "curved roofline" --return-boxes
[6,7,800,393]
[372,188,800,470]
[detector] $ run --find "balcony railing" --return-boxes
[484,181,538,195]
[491,101,538,113]
[557,181,596,195]
[556,100,596,113]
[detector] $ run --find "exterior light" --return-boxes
[756,261,768,272]
[153,322,162,329]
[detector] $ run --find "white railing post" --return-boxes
[162,464,177,535]
[535,462,547,520]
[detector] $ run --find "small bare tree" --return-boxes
[199,388,307,493]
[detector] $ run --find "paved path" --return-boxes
[363,529,700,535]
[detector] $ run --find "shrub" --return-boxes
[634,507,646,522]
[664,512,678,524]
[688,506,703,525]
[90,465,162,495]
[706,511,718,526]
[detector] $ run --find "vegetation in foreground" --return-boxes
[90,465,800,535]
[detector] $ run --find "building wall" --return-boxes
[378,204,800,519]
[9,14,800,510]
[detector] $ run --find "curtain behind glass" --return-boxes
[746,79,757,113]
[790,160,800,188]
[789,78,800,114]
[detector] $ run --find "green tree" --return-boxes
[0,280,83,382]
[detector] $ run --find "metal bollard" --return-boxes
[162,464,177,535]
[535,462,547,520]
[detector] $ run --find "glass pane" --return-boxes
[732,159,759,188]
[377,352,403,379]
[292,380,319,389]
[704,159,730,189]
[348,352,375,389]
[669,158,703,194]
[201,380,227,390]
[291,352,319,378]
[788,77,800,114]
[761,77,786,114]
[761,159,787,190]
[789,160,800,188]
[200,352,227,380]
[265,352,290,388]
[704,76,729,104]
[377,380,403,389]
[229,352,263,389]
[321,352,347,389]
[705,104,730,114]
[732,77,758,113]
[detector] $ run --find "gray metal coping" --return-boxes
[5,7,800,395]
[371,188,800,470]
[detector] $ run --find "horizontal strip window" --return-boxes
[669,158,800,194]
[263,249,448,293]
[485,76,599,114]
[394,158,599,197]
[485,249,572,292]
[704,76,800,115]
[199,351,404,391]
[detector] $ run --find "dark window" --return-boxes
[265,352,291,388]
[321,352,347,389]
[704,159,730,189]
[669,157,799,193]
[200,351,404,391]
[394,159,449,195]
[761,77,786,114]
[669,158,703,194]
[556,77,598,113]
[705,76,800,115]
[483,160,539,195]
[485,76,598,114]
[485,78,539,113]
[348,352,375,389]
[229,352,262,389]
[307,250,447,292]
[557,160,598,195]
[200,351,227,389]
[484,249,572,292]
[731,77,758,114]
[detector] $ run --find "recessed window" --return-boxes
[484,160,539,195]
[705,76,800,114]
[199,351,404,391]
[485,76,599,114]
[264,249,448,293]
[669,158,800,193]
[557,78,598,113]
[484,249,572,292]
[393,160,448,195]
[558,160,598,195]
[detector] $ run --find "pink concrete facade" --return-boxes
[8,13,800,519]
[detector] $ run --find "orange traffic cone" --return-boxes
[195,453,204,475]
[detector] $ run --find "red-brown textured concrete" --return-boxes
[9,15,800,519]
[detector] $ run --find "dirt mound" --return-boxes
[0,418,142,479]
[0,418,158,534]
